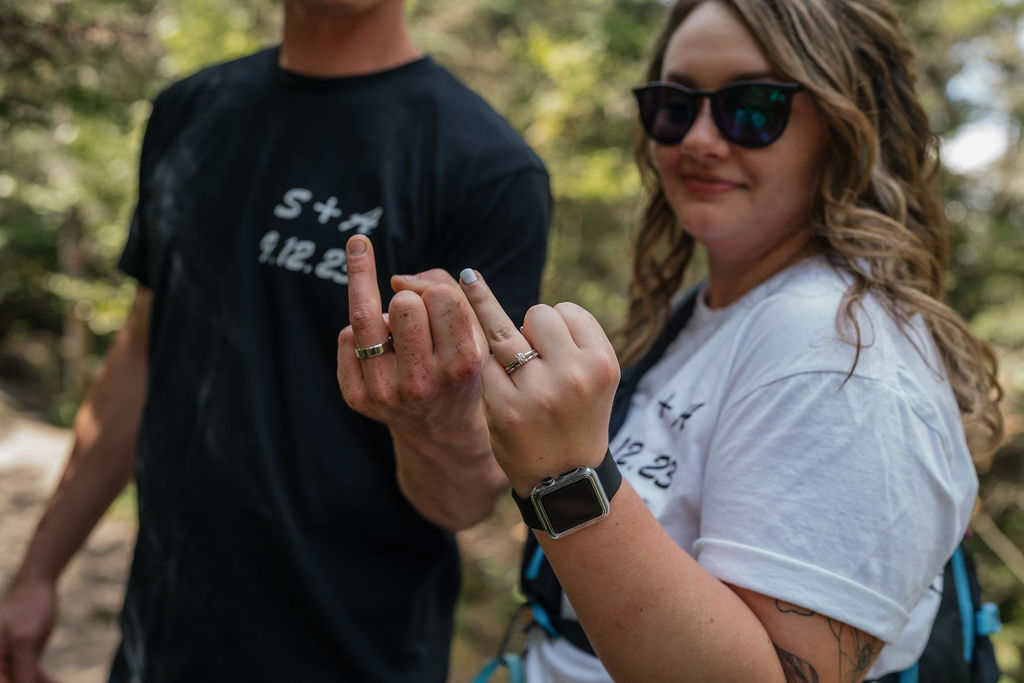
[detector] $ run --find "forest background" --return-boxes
[1,0,1022,680]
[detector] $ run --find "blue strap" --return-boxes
[530,602,560,639]
[471,601,529,683]
[525,545,560,638]
[950,545,976,662]
[895,545,1000,680]
[897,661,919,683]
[532,602,557,643]
[976,602,1001,637]
[472,653,524,683]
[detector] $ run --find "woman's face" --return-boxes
[653,1,826,278]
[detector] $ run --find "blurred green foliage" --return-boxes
[411,0,665,326]
[1,0,1022,679]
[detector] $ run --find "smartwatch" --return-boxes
[512,450,622,539]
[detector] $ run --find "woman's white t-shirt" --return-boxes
[525,257,977,681]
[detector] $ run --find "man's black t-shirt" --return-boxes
[113,48,550,682]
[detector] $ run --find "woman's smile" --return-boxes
[680,172,743,197]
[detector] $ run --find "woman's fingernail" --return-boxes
[460,268,478,285]
[398,274,418,282]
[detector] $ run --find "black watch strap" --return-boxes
[511,449,622,530]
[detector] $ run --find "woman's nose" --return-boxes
[679,99,729,158]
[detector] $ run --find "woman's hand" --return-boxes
[459,268,620,495]
[458,270,885,683]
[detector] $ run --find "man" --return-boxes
[0,0,550,680]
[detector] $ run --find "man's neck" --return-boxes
[279,0,422,77]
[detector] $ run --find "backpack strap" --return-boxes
[471,654,524,683]
[950,543,1002,663]
[952,545,978,663]
[609,285,703,438]
[520,285,703,656]
[897,663,919,683]
[871,541,1002,683]
[958,542,1002,683]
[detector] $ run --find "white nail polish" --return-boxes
[460,268,477,285]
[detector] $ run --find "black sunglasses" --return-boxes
[633,80,804,148]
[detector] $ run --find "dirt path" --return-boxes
[0,407,136,683]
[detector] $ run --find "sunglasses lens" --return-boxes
[715,84,794,147]
[636,85,698,145]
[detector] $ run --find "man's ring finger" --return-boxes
[505,349,540,374]
[355,336,393,359]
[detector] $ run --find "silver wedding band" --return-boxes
[505,349,539,374]
[354,337,393,359]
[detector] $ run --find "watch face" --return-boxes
[537,474,609,536]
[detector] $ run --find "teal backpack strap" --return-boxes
[472,602,529,683]
[879,541,1002,683]
[950,544,1002,664]
[975,603,1001,639]
[472,653,524,683]
[524,544,560,639]
[897,662,919,683]
[951,545,977,662]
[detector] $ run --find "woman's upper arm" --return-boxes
[729,584,884,683]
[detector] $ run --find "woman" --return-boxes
[459,0,1003,681]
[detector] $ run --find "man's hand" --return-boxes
[336,235,507,530]
[0,578,59,683]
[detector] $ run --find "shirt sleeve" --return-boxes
[118,206,150,286]
[118,108,161,286]
[117,87,180,287]
[693,368,976,643]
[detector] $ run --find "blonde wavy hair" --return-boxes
[621,0,1004,455]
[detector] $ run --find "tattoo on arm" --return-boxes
[775,599,816,617]
[772,601,881,683]
[828,619,883,681]
[773,643,820,683]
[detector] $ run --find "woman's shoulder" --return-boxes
[732,257,944,388]
[748,258,847,329]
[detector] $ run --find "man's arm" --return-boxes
[337,236,506,531]
[337,161,549,531]
[0,288,151,683]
